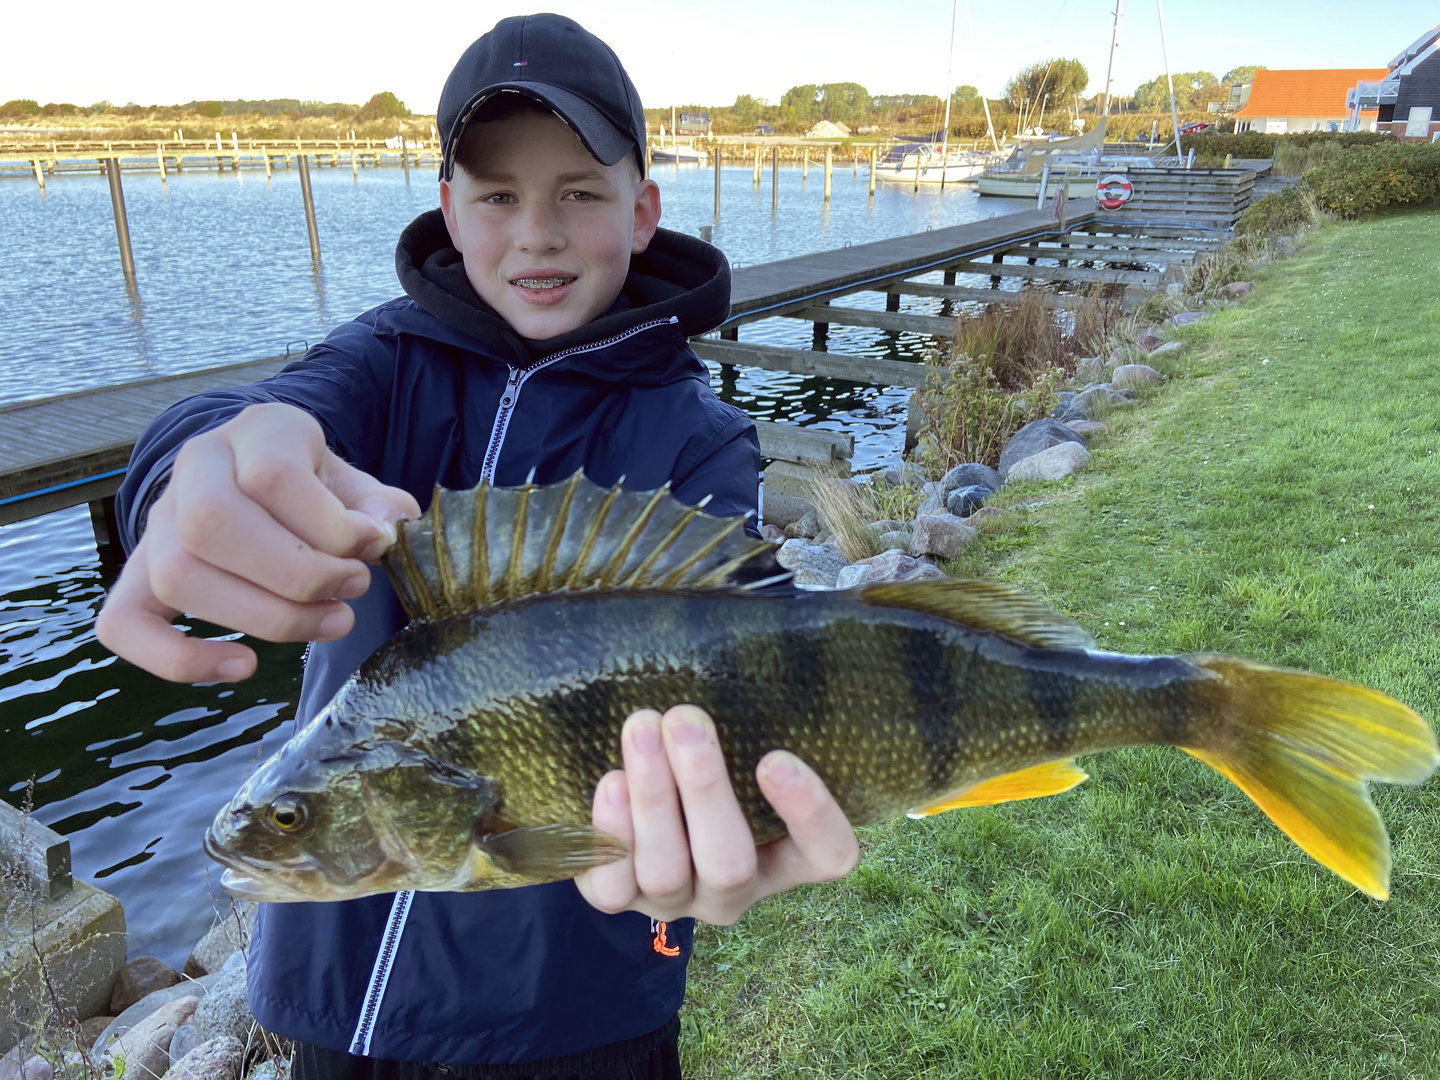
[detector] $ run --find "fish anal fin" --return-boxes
[476,823,628,883]
[907,758,1089,817]
[860,580,1096,650]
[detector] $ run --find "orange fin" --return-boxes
[906,758,1089,817]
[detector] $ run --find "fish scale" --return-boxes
[204,475,1439,904]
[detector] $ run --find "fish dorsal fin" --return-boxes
[857,580,1097,650]
[906,758,1089,817]
[383,472,789,620]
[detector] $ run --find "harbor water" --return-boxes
[0,160,1025,965]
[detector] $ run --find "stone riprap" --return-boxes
[938,462,1001,499]
[1005,441,1090,482]
[998,419,1086,479]
[112,956,182,1015]
[945,485,990,518]
[776,539,848,589]
[106,996,199,1080]
[192,965,254,1049]
[160,1037,244,1080]
[183,903,254,979]
[909,514,977,560]
[1110,364,1161,389]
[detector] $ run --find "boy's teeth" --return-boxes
[512,277,573,289]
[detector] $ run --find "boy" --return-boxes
[96,14,857,1080]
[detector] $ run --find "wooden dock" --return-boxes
[1,199,1229,549]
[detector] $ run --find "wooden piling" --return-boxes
[351,148,358,179]
[913,152,922,193]
[752,146,761,186]
[156,143,167,181]
[824,147,832,201]
[105,159,136,288]
[713,144,721,217]
[31,157,45,191]
[869,148,876,196]
[771,148,779,213]
[262,149,272,179]
[400,135,410,179]
[802,153,808,182]
[297,154,321,266]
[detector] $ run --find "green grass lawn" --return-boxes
[679,211,1440,1079]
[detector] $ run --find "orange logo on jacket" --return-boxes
[650,918,680,957]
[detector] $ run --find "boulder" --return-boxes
[909,514,977,560]
[855,549,948,584]
[1170,311,1208,327]
[876,530,912,552]
[783,508,821,540]
[17,1061,49,1080]
[94,977,219,1055]
[1006,442,1090,482]
[938,462,1001,498]
[963,506,1006,526]
[160,1038,244,1080]
[945,485,990,518]
[1072,357,1107,386]
[775,540,848,589]
[80,1015,114,1050]
[191,966,253,1051]
[1110,364,1161,389]
[244,1061,285,1080]
[1225,280,1253,299]
[759,523,785,543]
[917,480,944,517]
[1135,328,1164,351]
[834,563,873,589]
[112,958,182,1016]
[106,997,199,1080]
[998,419,1086,479]
[183,904,255,980]
[1063,420,1108,437]
[1148,340,1184,357]
[167,1026,200,1070]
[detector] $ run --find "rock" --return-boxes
[18,1060,50,1080]
[112,957,182,1016]
[80,1015,115,1050]
[94,977,219,1056]
[0,1040,39,1080]
[783,508,821,540]
[855,549,948,583]
[107,997,199,1080]
[1165,281,1185,296]
[168,1026,201,1070]
[1225,280,1253,298]
[1148,340,1184,357]
[1170,311,1208,327]
[161,1038,244,1080]
[1135,327,1164,351]
[759,523,785,543]
[917,480,944,517]
[1110,364,1161,389]
[876,530,912,551]
[945,485,990,518]
[1063,420,1108,437]
[869,519,905,534]
[938,462,1001,498]
[1006,442,1091,482]
[191,966,253,1051]
[244,1061,285,1080]
[834,563,873,589]
[184,904,256,980]
[963,506,1006,526]
[775,540,849,589]
[909,514,977,560]
[998,419,1086,479]
[1073,357,1107,385]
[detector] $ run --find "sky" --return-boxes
[5,1,1438,112]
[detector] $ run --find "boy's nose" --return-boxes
[514,202,566,253]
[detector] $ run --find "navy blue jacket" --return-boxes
[116,210,760,1068]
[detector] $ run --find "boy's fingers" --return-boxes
[172,440,371,604]
[661,705,757,897]
[621,709,694,905]
[95,539,258,684]
[753,751,859,897]
[575,771,639,915]
[321,458,422,560]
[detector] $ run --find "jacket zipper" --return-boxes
[478,317,678,484]
[345,314,678,1057]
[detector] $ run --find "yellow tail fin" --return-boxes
[1184,655,1438,900]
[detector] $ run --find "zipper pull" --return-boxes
[500,366,521,410]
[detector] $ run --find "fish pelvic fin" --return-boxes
[1182,655,1439,901]
[858,580,1097,650]
[471,823,628,886]
[383,472,790,620]
[906,758,1089,817]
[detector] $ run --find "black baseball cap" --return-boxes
[438,14,648,181]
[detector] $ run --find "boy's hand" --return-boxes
[95,403,420,684]
[576,705,860,926]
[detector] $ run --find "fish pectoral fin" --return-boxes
[906,759,1089,817]
[476,823,628,881]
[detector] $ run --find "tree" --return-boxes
[1004,59,1088,110]
[0,99,39,117]
[779,84,821,126]
[817,82,870,125]
[729,94,760,129]
[193,101,224,118]
[357,91,411,122]
[1131,71,1219,112]
[950,85,983,115]
[1222,64,1265,85]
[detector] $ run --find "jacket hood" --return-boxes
[394,208,730,368]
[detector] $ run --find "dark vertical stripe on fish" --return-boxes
[1027,658,1077,753]
[902,624,957,791]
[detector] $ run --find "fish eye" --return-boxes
[268,794,310,834]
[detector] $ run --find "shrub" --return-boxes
[0,98,40,117]
[1304,142,1440,219]
[194,100,224,118]
[1272,139,1347,176]
[357,91,411,122]
[1235,183,1323,237]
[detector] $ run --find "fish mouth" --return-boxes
[204,829,330,903]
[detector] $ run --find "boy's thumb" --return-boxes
[324,459,422,553]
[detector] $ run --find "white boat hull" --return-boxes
[651,147,707,164]
[875,161,987,185]
[975,173,1100,199]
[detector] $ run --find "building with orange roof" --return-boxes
[1235,68,1388,133]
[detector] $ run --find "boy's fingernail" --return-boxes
[339,574,370,599]
[606,774,629,807]
[669,713,705,746]
[319,610,350,640]
[217,658,251,681]
[632,720,662,756]
[764,752,801,785]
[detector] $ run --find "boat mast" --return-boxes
[962,0,999,150]
[940,0,959,159]
[1102,0,1125,117]
[1157,0,1183,162]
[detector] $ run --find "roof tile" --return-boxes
[1235,68,1389,118]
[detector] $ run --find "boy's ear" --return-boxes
[631,178,661,256]
[439,179,464,251]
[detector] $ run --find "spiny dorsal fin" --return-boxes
[857,580,1096,650]
[383,472,789,620]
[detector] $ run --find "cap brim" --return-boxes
[446,83,637,178]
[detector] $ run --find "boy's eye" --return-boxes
[481,192,515,205]
[564,190,599,202]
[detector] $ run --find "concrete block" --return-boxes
[761,460,849,528]
[1,880,126,1053]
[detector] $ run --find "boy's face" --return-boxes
[439,109,661,340]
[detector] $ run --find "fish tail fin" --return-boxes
[1182,655,1438,901]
